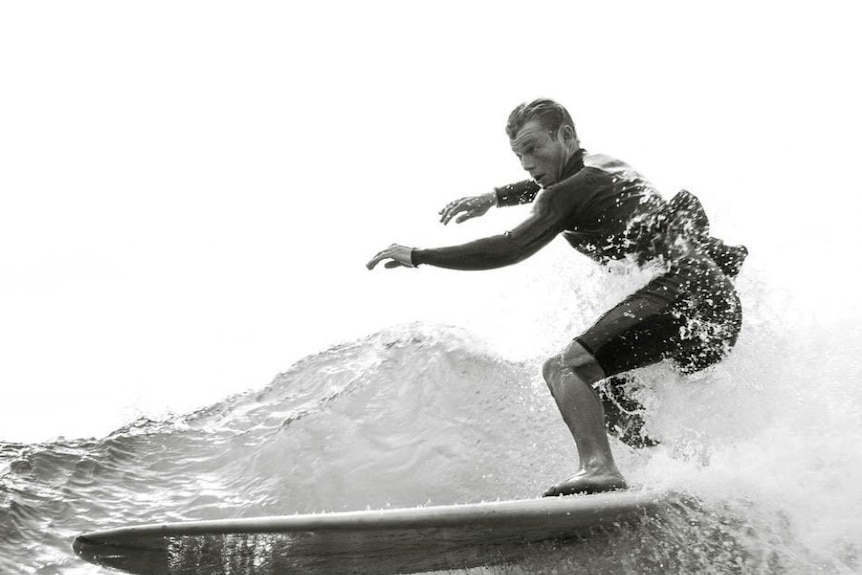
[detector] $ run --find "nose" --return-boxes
[519,154,535,172]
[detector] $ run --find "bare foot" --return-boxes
[543,470,628,497]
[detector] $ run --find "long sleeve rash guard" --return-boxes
[412,150,669,271]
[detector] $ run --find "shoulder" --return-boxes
[534,165,611,215]
[583,153,647,181]
[582,152,663,202]
[543,160,616,199]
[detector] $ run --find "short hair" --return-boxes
[505,98,577,141]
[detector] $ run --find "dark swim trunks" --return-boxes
[576,255,743,378]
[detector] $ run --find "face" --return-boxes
[509,119,573,187]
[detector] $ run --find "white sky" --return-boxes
[1,1,860,442]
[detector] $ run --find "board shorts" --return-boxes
[575,255,742,378]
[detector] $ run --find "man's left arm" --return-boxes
[368,186,571,271]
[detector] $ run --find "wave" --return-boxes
[2,284,861,574]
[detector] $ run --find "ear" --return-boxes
[556,125,575,144]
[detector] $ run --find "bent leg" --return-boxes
[542,340,627,496]
[598,375,660,449]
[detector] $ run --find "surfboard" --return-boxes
[73,489,668,575]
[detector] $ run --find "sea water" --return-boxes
[2,246,861,575]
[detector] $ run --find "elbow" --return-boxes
[476,252,528,270]
[475,234,542,269]
[504,232,549,266]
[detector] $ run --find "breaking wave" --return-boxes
[1,255,861,574]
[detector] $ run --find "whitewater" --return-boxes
[1,241,861,574]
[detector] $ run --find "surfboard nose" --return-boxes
[73,534,169,575]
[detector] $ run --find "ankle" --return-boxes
[579,457,622,476]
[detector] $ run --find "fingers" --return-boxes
[367,244,413,270]
[439,204,458,225]
[441,194,494,225]
[440,198,471,225]
[366,252,393,270]
[366,245,394,270]
[366,255,383,270]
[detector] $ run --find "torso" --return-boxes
[550,152,666,265]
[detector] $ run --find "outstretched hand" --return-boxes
[366,243,416,270]
[438,192,496,225]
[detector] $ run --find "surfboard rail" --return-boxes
[74,489,670,575]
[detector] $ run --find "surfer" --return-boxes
[366,99,746,496]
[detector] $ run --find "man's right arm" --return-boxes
[494,179,542,207]
[439,180,541,225]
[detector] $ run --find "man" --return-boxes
[366,99,745,496]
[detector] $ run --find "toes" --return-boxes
[543,475,628,498]
[542,485,561,497]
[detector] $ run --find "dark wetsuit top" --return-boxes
[413,150,746,381]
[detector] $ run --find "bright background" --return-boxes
[1,1,859,442]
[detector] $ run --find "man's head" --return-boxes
[506,99,580,187]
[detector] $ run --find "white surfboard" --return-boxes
[73,489,668,575]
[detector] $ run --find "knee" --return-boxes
[542,343,607,390]
[542,355,561,385]
[542,355,567,398]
